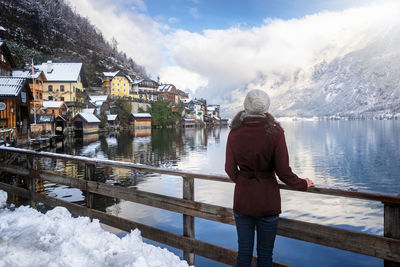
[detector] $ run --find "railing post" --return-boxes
[183,176,195,265]
[85,163,95,211]
[27,155,37,207]
[384,202,400,267]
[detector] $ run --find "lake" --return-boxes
[39,120,400,267]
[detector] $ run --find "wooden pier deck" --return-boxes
[0,146,399,267]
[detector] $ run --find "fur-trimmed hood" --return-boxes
[230,110,281,134]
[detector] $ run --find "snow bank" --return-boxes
[0,190,190,267]
[0,190,6,208]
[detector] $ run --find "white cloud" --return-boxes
[165,2,400,114]
[168,17,179,24]
[159,66,208,94]
[189,7,200,19]
[67,0,400,116]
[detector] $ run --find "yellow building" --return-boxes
[37,61,87,117]
[102,71,133,98]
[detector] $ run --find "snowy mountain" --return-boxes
[0,0,147,86]
[271,27,400,118]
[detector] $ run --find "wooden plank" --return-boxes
[1,147,400,204]
[384,203,400,267]
[278,218,400,263]
[183,176,195,265]
[1,167,399,262]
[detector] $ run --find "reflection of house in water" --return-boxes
[132,135,152,165]
[183,127,208,149]
[133,127,151,137]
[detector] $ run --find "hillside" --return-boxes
[0,0,147,86]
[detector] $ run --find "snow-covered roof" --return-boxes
[103,71,133,83]
[158,84,175,92]
[132,79,143,85]
[107,114,118,121]
[83,108,95,114]
[0,77,27,96]
[103,71,119,77]
[36,62,82,82]
[89,95,108,102]
[131,113,152,118]
[42,101,65,109]
[12,70,45,80]
[76,113,100,123]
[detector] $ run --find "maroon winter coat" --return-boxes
[225,116,307,216]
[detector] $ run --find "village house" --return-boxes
[102,71,133,98]
[107,114,119,129]
[186,99,207,121]
[132,79,159,101]
[12,69,47,116]
[42,101,69,119]
[0,39,15,76]
[206,105,220,118]
[0,77,32,142]
[88,95,110,116]
[158,84,186,104]
[129,113,152,128]
[37,61,88,117]
[71,112,100,134]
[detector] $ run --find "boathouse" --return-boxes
[130,113,152,128]
[107,114,119,128]
[71,113,100,134]
[55,115,67,136]
[0,76,32,143]
[182,118,196,127]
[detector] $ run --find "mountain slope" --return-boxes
[0,0,146,86]
[271,27,400,118]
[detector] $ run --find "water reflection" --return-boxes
[34,121,399,267]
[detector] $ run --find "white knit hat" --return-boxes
[243,89,270,115]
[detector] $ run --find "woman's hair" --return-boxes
[230,110,281,134]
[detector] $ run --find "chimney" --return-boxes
[46,60,53,73]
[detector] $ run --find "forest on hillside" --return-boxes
[0,0,147,86]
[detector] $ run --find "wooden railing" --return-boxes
[0,128,16,146]
[0,146,399,267]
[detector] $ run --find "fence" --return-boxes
[0,146,399,267]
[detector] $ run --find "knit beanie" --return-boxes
[243,89,270,115]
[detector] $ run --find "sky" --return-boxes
[67,0,399,114]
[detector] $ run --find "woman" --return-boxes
[225,89,314,267]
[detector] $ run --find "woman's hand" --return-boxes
[305,178,315,188]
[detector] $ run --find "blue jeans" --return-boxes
[234,211,279,267]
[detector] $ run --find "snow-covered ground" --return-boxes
[0,190,190,267]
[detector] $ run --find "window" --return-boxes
[52,110,54,114]
[48,96,53,100]
[60,85,64,92]
[48,85,53,91]
[61,97,64,101]
[40,93,42,100]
